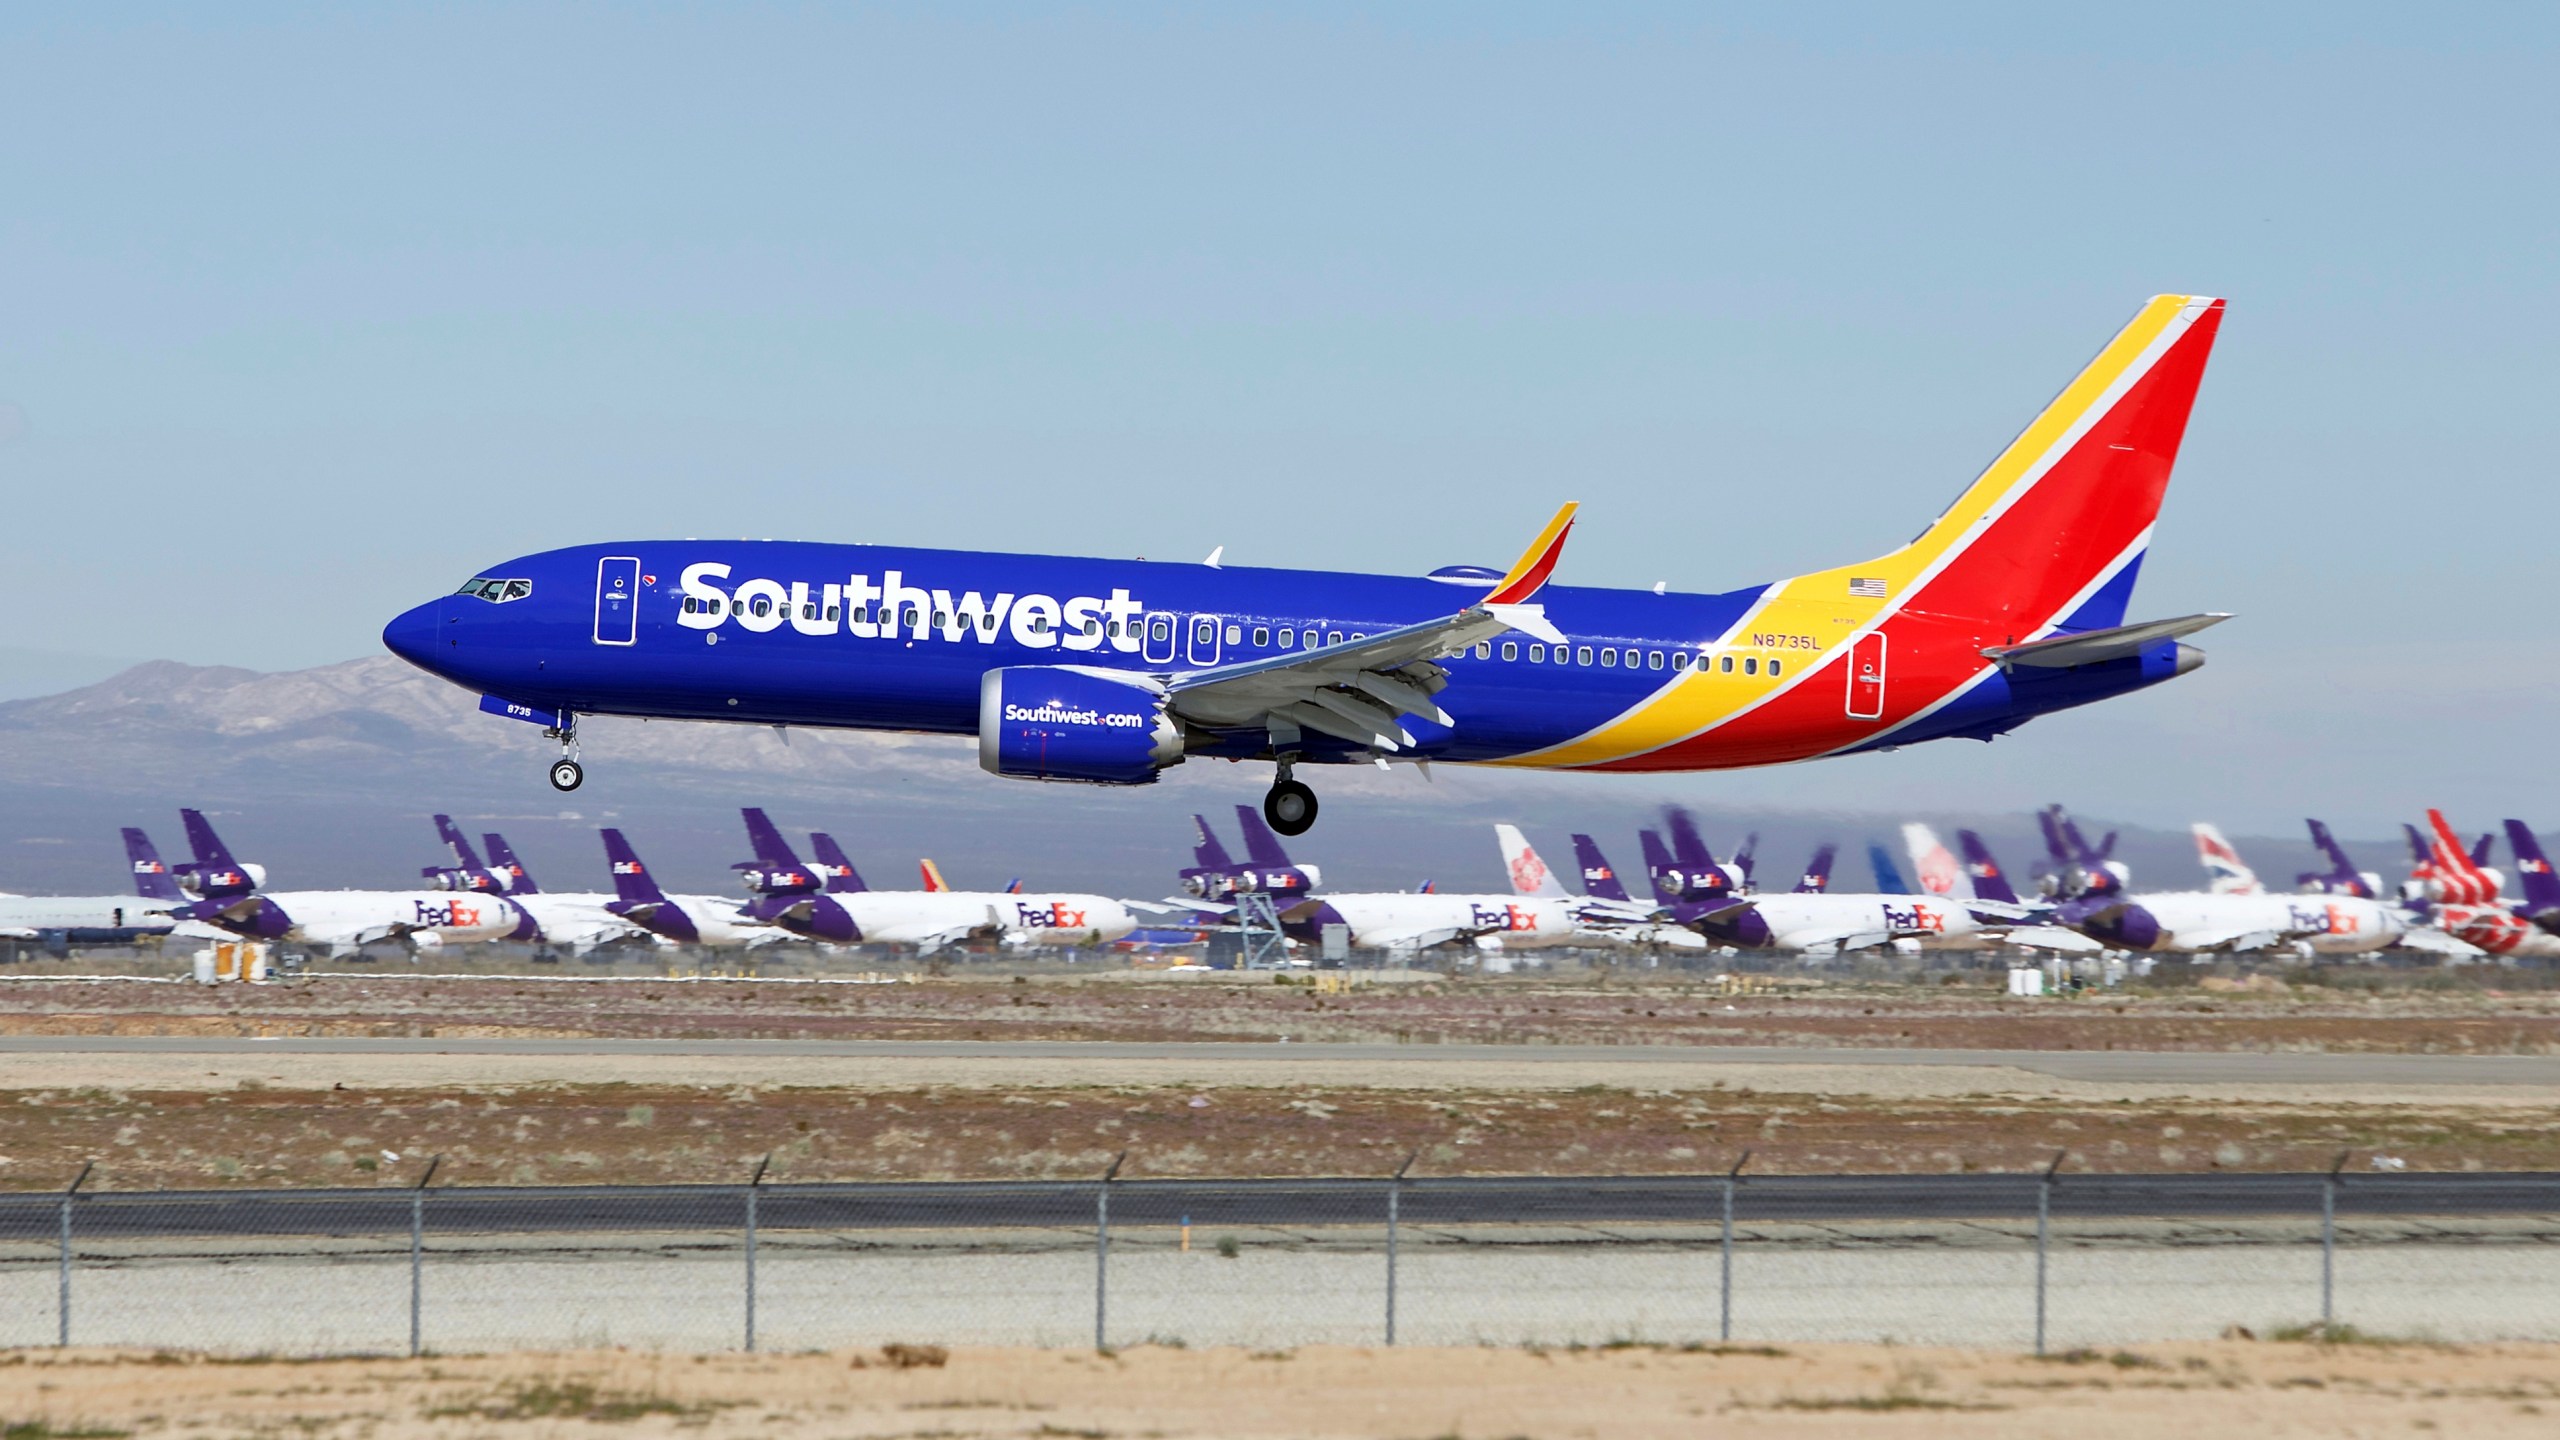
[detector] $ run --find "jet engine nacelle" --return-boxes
[178,862,266,895]
[978,667,1185,786]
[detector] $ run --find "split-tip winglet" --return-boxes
[1484,503,1579,606]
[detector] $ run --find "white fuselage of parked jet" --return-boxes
[505,892,653,954]
[1296,894,1579,954]
[1735,893,1986,955]
[199,891,519,953]
[0,895,176,938]
[2103,892,2405,954]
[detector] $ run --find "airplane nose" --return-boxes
[382,599,446,671]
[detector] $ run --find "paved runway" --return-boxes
[4,1035,2557,1086]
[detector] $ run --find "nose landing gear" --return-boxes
[1263,760,1318,837]
[544,715,584,792]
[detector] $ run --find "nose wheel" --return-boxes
[549,759,585,792]
[1264,774,1318,836]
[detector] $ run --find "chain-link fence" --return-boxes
[4,1170,2557,1354]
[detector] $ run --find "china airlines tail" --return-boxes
[1495,825,1571,899]
[1901,823,1970,899]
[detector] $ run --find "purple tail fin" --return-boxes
[182,808,244,871]
[1793,844,1836,894]
[123,828,185,903]
[1731,832,1760,887]
[2037,808,2074,866]
[740,807,804,868]
[1570,835,1632,902]
[433,814,485,871]
[1234,806,1297,868]
[1665,807,1715,872]
[2402,823,2431,867]
[1639,829,1681,901]
[809,833,869,894]
[1956,830,2022,905]
[2298,820,2370,897]
[2507,820,2560,912]
[1190,815,1236,872]
[2472,832,2496,868]
[600,829,669,903]
[482,834,540,895]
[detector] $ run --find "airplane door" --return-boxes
[594,556,640,646]
[1846,632,1886,719]
[1141,612,1178,665]
[1186,614,1223,667]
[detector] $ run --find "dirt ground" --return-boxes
[4,967,2560,1053]
[3,1339,2557,1438]
[0,1077,2550,1188]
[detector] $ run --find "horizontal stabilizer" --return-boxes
[1984,614,2230,670]
[1998,925,2104,953]
[2396,926,2484,958]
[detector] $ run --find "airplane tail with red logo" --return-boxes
[919,859,951,893]
[1792,844,1837,895]
[1569,835,1633,902]
[1494,824,1570,899]
[2422,809,2506,904]
[178,809,262,901]
[482,834,540,895]
[599,829,669,905]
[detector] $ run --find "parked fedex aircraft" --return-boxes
[2416,809,2560,958]
[386,297,2232,838]
[1178,807,1320,901]
[419,816,647,957]
[142,813,512,957]
[1648,831,1991,956]
[1495,826,1698,949]
[739,808,1136,950]
[2048,818,2411,956]
[1185,819,1571,956]
[597,829,777,948]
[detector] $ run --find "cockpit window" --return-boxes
[456,577,533,603]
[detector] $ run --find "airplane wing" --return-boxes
[1158,505,1576,752]
[0,927,35,940]
[1365,925,1473,954]
[1965,899,2050,923]
[2395,926,2484,958]
[2174,927,2288,954]
[1774,927,1893,955]
[1992,924,2106,953]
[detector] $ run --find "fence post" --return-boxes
[1094,1151,1125,1351]
[1721,1150,1751,1344]
[745,1154,771,1353]
[2322,1151,2348,1331]
[1386,1150,1418,1346]
[58,1162,91,1348]
[2035,1150,2065,1357]
[409,1154,440,1358]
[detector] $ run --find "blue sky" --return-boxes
[2,5,2554,834]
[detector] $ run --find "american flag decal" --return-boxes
[1848,577,1889,598]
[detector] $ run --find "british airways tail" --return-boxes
[123,828,185,903]
[1570,835,1633,902]
[482,833,540,894]
[809,833,868,893]
[2192,823,2262,895]
[2507,820,2560,914]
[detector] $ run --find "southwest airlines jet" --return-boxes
[384,297,2230,836]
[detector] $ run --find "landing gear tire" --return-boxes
[1264,779,1318,836]
[549,759,585,792]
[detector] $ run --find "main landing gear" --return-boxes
[545,714,584,792]
[1263,760,1319,837]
